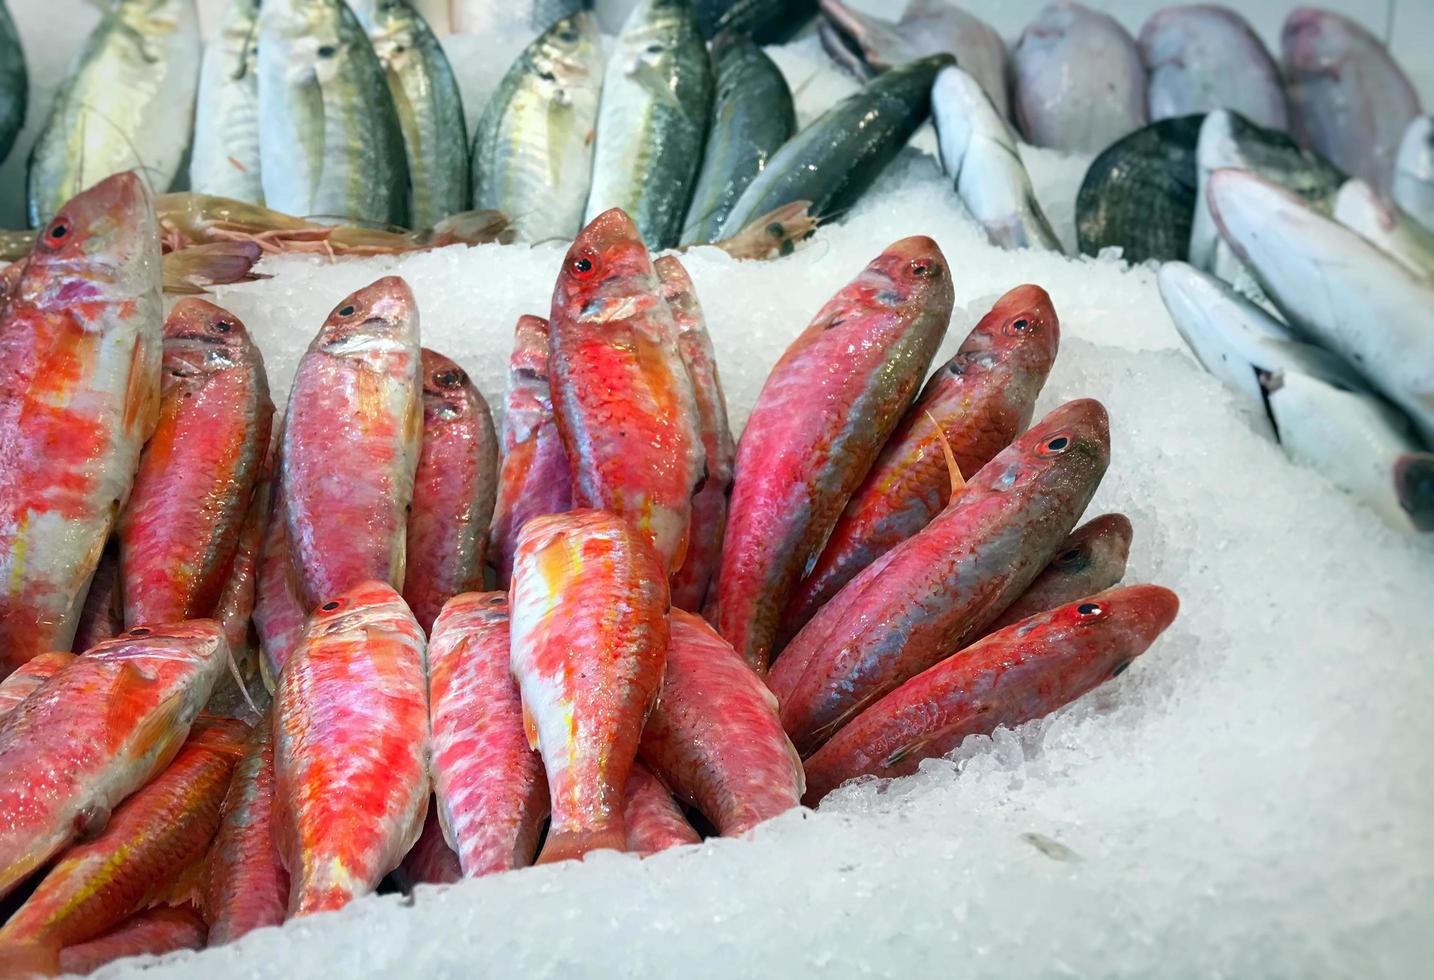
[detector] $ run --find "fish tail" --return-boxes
[534,824,626,866]
[0,941,60,977]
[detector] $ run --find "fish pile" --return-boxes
[0,166,1180,971]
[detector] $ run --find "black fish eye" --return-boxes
[909,259,936,278]
[486,594,504,605]
[645,43,663,54]
[214,320,233,334]
[321,600,340,611]
[128,627,151,637]
[434,369,464,387]
[337,304,355,317]
[1077,602,1103,616]
[48,222,69,240]
[1038,435,1071,457]
[1057,548,1082,564]
[317,45,337,58]
[1012,318,1029,330]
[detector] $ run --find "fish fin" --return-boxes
[0,941,60,977]
[535,824,626,865]
[926,411,965,502]
[630,62,687,115]
[521,700,539,752]
[881,736,931,769]
[118,685,187,765]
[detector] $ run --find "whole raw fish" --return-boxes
[351,0,468,228]
[680,30,795,246]
[981,513,1133,635]
[693,0,815,43]
[802,585,1179,802]
[203,716,289,945]
[120,300,273,628]
[210,453,273,695]
[0,173,162,673]
[490,315,572,588]
[786,284,1059,637]
[0,718,247,951]
[1076,115,1203,264]
[716,237,952,672]
[1013,2,1147,154]
[509,511,669,864]
[932,66,1062,252]
[56,906,207,976]
[257,0,410,226]
[470,12,605,243]
[773,399,1111,757]
[0,652,74,721]
[1394,117,1434,231]
[1282,6,1421,194]
[1139,5,1286,129]
[190,0,264,203]
[273,580,429,916]
[656,256,733,612]
[1332,179,1434,277]
[26,0,200,226]
[428,592,548,876]
[253,476,307,687]
[397,802,461,885]
[72,543,123,653]
[403,350,498,633]
[0,0,25,166]
[585,0,713,249]
[548,210,704,573]
[639,610,803,835]
[624,762,701,855]
[281,276,422,608]
[0,620,227,900]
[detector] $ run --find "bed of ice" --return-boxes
[2,1,1430,976]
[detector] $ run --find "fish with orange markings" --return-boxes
[403,350,499,633]
[0,172,163,672]
[56,906,208,976]
[0,652,74,721]
[624,762,701,856]
[980,512,1133,637]
[489,315,572,588]
[802,585,1179,802]
[784,284,1060,637]
[772,399,1111,757]
[0,621,228,901]
[119,299,273,628]
[398,802,462,886]
[547,209,704,573]
[202,716,289,946]
[253,473,306,689]
[656,255,735,613]
[509,510,669,864]
[73,542,123,653]
[716,237,952,673]
[281,277,422,609]
[273,581,429,916]
[639,609,803,836]
[0,716,247,952]
[428,592,547,877]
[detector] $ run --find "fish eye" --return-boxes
[908,259,937,278]
[337,304,356,318]
[46,221,69,242]
[1076,602,1103,617]
[128,627,151,637]
[1006,317,1032,337]
[559,30,577,42]
[1056,548,1082,564]
[434,368,465,388]
[486,594,504,605]
[213,319,234,334]
[570,251,598,280]
[1038,434,1071,456]
[320,600,341,612]
[645,43,663,55]
[317,45,337,58]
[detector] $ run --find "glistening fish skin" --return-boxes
[471,12,604,243]
[403,350,498,633]
[1139,5,1287,130]
[0,621,227,901]
[0,718,248,950]
[680,31,795,246]
[1282,6,1420,194]
[253,476,307,687]
[0,0,26,166]
[694,0,816,43]
[1013,2,1147,155]
[1394,117,1434,232]
[585,0,713,250]
[786,284,1059,637]
[351,0,469,229]
[257,0,410,226]
[980,513,1133,635]
[0,173,163,672]
[716,54,951,240]
[548,210,704,574]
[509,511,669,864]
[26,0,201,227]
[190,0,264,203]
[639,610,804,836]
[657,256,734,613]
[715,237,952,672]
[490,316,572,588]
[120,300,273,628]
[1332,178,1434,277]
[773,399,1111,758]
[428,593,548,877]
[212,452,273,685]
[56,906,208,976]
[0,652,74,721]
[624,763,700,855]
[273,581,429,916]
[802,586,1179,802]
[282,276,422,608]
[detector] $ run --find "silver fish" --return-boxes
[470,11,604,243]
[1013,1,1147,155]
[1393,116,1434,233]
[27,0,201,227]
[257,0,409,226]
[584,0,712,250]
[1139,4,1286,130]
[190,0,263,204]
[694,0,815,43]
[1282,6,1420,194]
[1332,179,1434,278]
[932,65,1060,252]
[0,0,25,166]
[351,0,467,229]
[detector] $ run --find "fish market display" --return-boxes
[0,652,73,720]
[932,65,1061,252]
[1333,178,1434,275]
[1394,117,1434,231]
[470,11,604,243]
[26,0,200,227]
[585,0,712,250]
[980,513,1133,635]
[253,476,308,685]
[693,0,816,43]
[55,907,207,976]
[1138,5,1286,129]
[1077,115,1204,263]
[190,0,263,203]
[1282,6,1421,194]
[680,30,794,246]
[0,0,25,166]
[1013,1,1147,155]
[398,804,462,886]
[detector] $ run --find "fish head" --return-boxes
[1394,453,1434,532]
[964,283,1060,375]
[1038,584,1180,668]
[304,580,411,638]
[314,275,419,355]
[84,621,228,706]
[1204,167,1305,266]
[1281,7,1352,75]
[432,590,509,637]
[553,209,657,322]
[819,0,914,72]
[20,172,158,305]
[1054,513,1134,574]
[259,0,349,70]
[971,398,1111,499]
[420,348,474,423]
[530,10,602,87]
[858,235,952,312]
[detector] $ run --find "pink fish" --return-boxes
[56,906,208,976]
[0,651,74,721]
[624,762,701,856]
[398,801,462,886]
[252,471,306,689]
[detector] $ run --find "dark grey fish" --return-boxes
[694,0,816,43]
[0,0,25,167]
[1076,114,1203,263]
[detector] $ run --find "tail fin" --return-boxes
[534,824,626,866]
